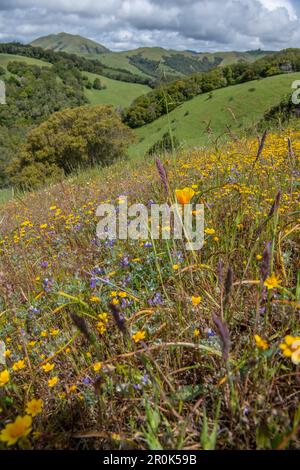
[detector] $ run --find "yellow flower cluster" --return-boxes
[280,336,300,365]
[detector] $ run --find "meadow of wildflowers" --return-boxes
[0,128,299,450]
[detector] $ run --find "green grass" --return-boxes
[97,52,150,78]
[99,49,271,79]
[130,72,300,158]
[0,187,14,205]
[83,71,150,108]
[0,53,150,109]
[0,53,51,70]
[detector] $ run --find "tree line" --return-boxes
[123,48,300,128]
[0,42,155,87]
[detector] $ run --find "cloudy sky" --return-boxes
[0,0,300,52]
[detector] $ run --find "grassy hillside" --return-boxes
[83,71,150,108]
[30,33,272,79]
[0,127,299,449]
[100,48,272,79]
[0,53,150,109]
[130,72,300,157]
[30,32,109,55]
[0,53,51,71]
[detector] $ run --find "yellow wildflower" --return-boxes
[41,363,55,373]
[50,328,59,336]
[0,415,32,446]
[205,228,216,235]
[280,336,300,364]
[0,370,10,387]
[132,331,146,343]
[93,362,102,372]
[12,360,25,372]
[26,399,43,417]
[254,335,269,351]
[194,328,200,338]
[98,313,108,323]
[90,296,101,303]
[264,273,281,290]
[97,321,107,335]
[191,296,202,306]
[48,377,58,388]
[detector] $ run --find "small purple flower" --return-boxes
[148,292,163,306]
[206,328,216,338]
[92,267,105,276]
[105,240,115,247]
[40,261,48,268]
[120,256,130,267]
[29,306,41,315]
[141,374,149,385]
[82,377,92,385]
[42,278,53,293]
[144,242,152,248]
[90,277,98,289]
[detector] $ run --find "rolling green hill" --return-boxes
[83,72,150,108]
[30,32,109,55]
[0,52,150,109]
[100,48,273,80]
[30,34,273,80]
[0,53,51,71]
[129,72,300,158]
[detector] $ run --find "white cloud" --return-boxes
[0,0,299,51]
[260,0,296,19]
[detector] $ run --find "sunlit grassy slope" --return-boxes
[99,48,271,79]
[0,53,51,70]
[130,72,300,158]
[83,71,150,108]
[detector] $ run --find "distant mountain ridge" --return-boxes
[29,33,274,80]
[30,32,110,55]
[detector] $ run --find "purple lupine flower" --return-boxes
[29,306,40,315]
[120,256,130,267]
[92,267,105,276]
[90,277,98,289]
[148,292,163,306]
[82,377,92,385]
[141,374,149,385]
[206,328,216,338]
